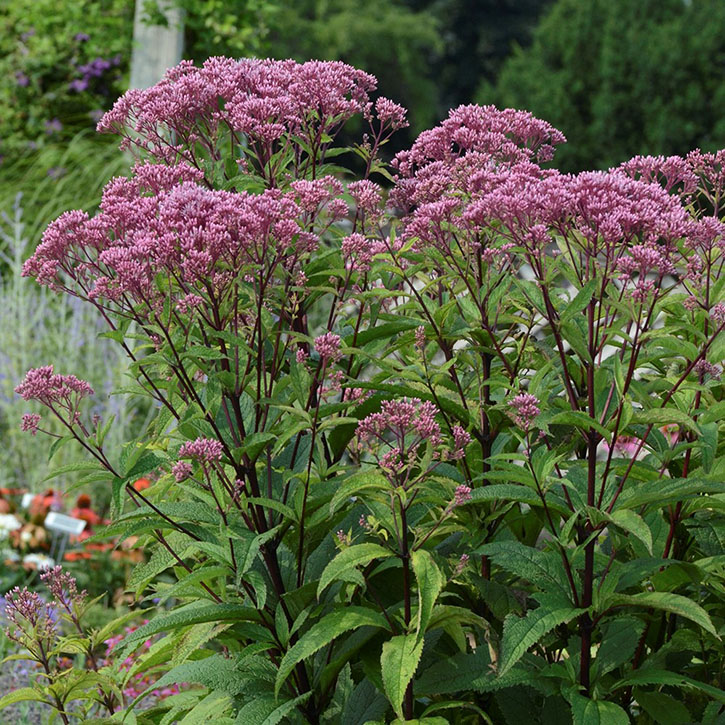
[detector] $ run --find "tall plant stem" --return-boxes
[579,303,597,694]
[399,500,414,720]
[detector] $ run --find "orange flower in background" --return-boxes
[133,477,151,491]
[29,488,61,521]
[0,498,10,514]
[84,541,114,552]
[70,493,102,527]
[64,550,92,562]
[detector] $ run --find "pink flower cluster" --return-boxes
[357,398,442,448]
[348,180,384,218]
[3,586,57,650]
[451,425,472,458]
[453,485,472,507]
[291,176,346,220]
[619,154,698,196]
[460,167,690,252]
[387,103,705,306]
[393,104,565,182]
[97,57,398,163]
[341,233,388,271]
[710,302,725,325]
[171,461,193,482]
[16,366,94,404]
[22,163,309,307]
[694,359,721,379]
[178,437,224,463]
[40,566,85,611]
[314,332,343,362]
[20,413,41,435]
[508,392,541,431]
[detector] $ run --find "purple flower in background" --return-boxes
[15,71,29,87]
[74,32,90,42]
[88,109,104,123]
[47,167,66,180]
[79,57,111,78]
[20,28,35,42]
[69,77,88,93]
[44,118,63,134]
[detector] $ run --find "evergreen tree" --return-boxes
[483,0,725,171]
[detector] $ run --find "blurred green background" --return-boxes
[2,0,725,494]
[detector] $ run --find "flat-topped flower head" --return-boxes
[16,366,93,405]
[22,165,307,305]
[391,104,565,211]
[98,57,379,163]
[619,154,698,197]
[179,437,224,464]
[357,398,442,448]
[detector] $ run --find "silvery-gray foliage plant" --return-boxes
[0,193,143,494]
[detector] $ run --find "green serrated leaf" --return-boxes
[275,607,388,697]
[329,471,390,514]
[561,278,598,324]
[0,687,48,709]
[411,550,443,639]
[499,606,579,676]
[570,695,629,725]
[635,690,691,725]
[117,602,262,658]
[340,680,388,725]
[594,616,645,680]
[608,509,653,554]
[613,670,725,702]
[179,691,234,724]
[606,592,717,635]
[317,543,394,598]
[235,693,311,725]
[632,407,699,433]
[381,634,425,719]
[128,544,176,595]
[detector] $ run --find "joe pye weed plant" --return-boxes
[4,57,725,723]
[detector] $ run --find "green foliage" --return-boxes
[0,0,133,159]
[485,0,725,171]
[381,634,425,719]
[410,0,553,116]
[10,53,725,724]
